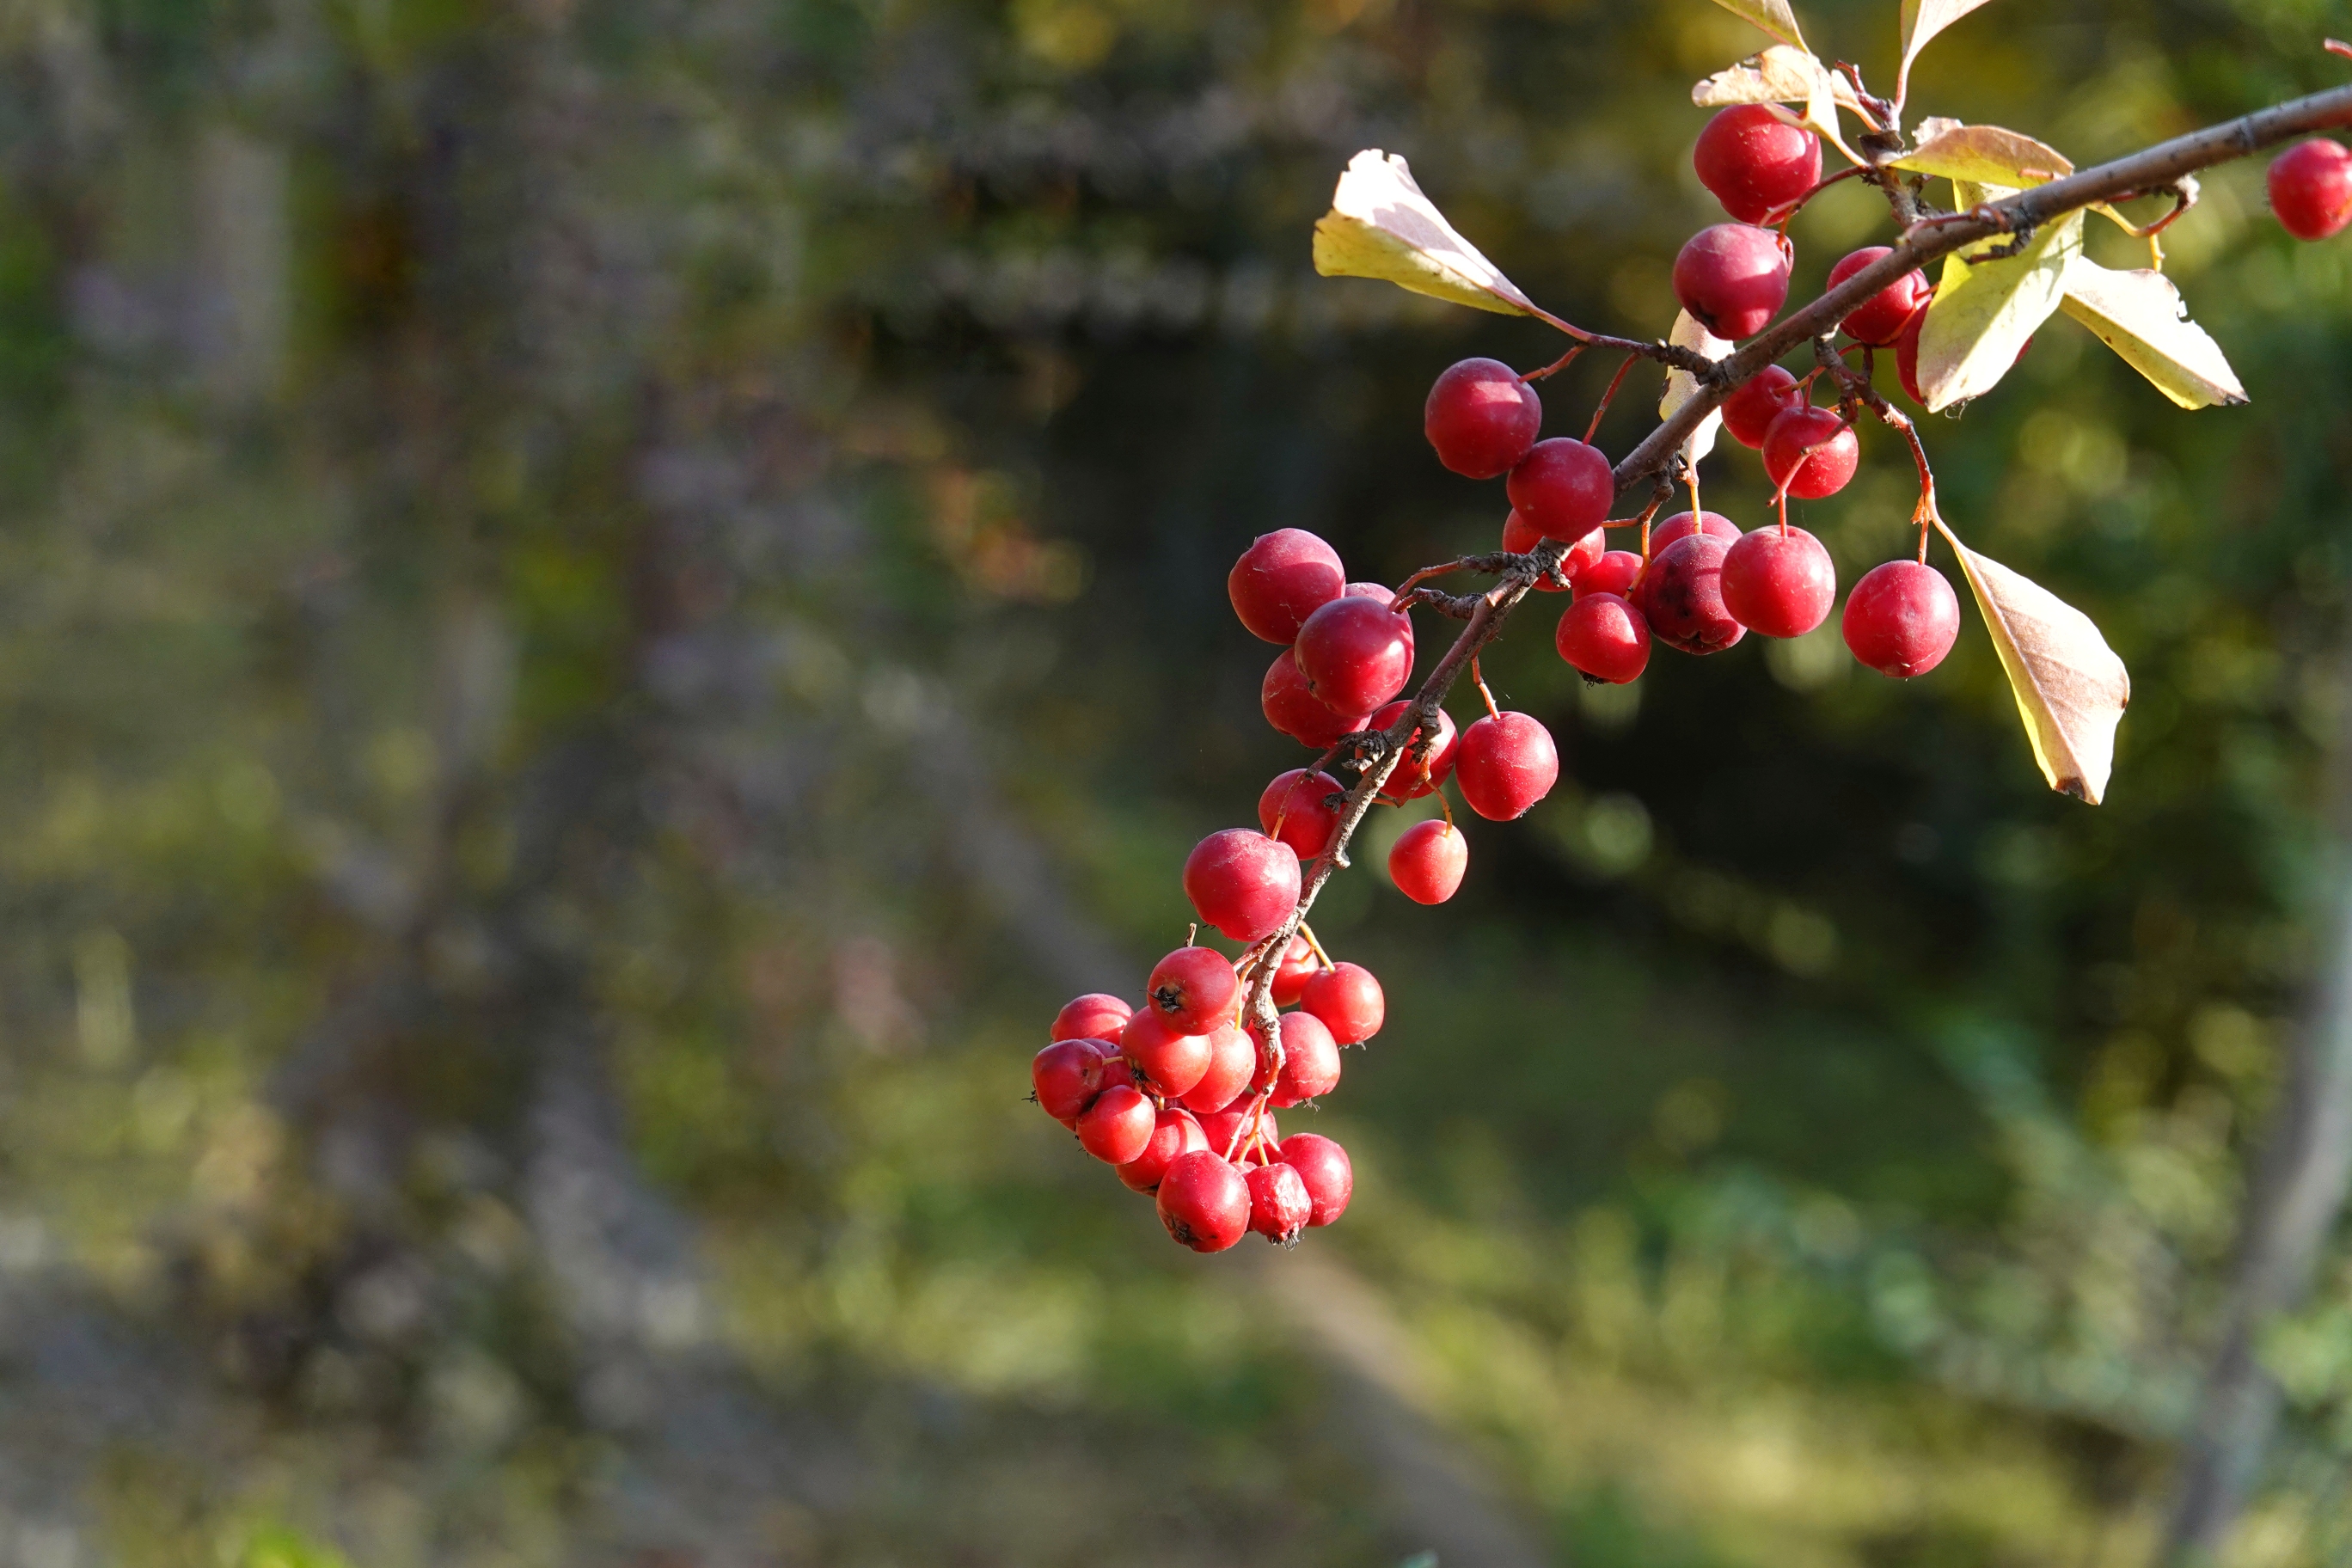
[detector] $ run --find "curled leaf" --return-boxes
[1312,150,1534,317]
[1660,310,1734,468]
[1694,44,1870,121]
[1898,0,2000,107]
[2058,259,2247,410]
[1935,520,2129,805]
[1915,207,2082,411]
[1893,119,2073,187]
[1707,0,1808,49]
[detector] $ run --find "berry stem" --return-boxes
[1299,922,1333,971]
[1585,353,1638,444]
[1472,657,1501,720]
[1519,343,1584,383]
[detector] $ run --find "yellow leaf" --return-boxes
[1707,0,1808,49]
[1898,0,2000,107]
[1915,207,2081,410]
[2058,259,2248,411]
[1693,44,1871,122]
[1893,119,2072,187]
[1937,522,2129,804]
[1311,150,1535,317]
[1659,310,1734,467]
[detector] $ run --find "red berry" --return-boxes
[1574,550,1645,599]
[1721,364,1804,450]
[1633,534,1746,656]
[1895,307,1928,405]
[1259,768,1344,859]
[1179,1023,1258,1115]
[1199,1103,1281,1161]
[1294,595,1415,717]
[1761,406,1859,500]
[1651,510,1741,551]
[1246,1162,1314,1245]
[1842,560,1961,678]
[1693,104,1822,224]
[1454,711,1559,820]
[1424,358,1543,478]
[1157,1150,1252,1252]
[1502,509,1606,593]
[1505,438,1614,542]
[1672,224,1791,340]
[1555,592,1651,683]
[1183,829,1302,944]
[1118,1107,1208,1193]
[1096,1049,1136,1095]
[1277,1133,1354,1227]
[1262,649,1371,748]
[1300,961,1383,1044]
[1050,993,1132,1043]
[2269,138,2352,241]
[1827,247,1934,346]
[1388,818,1467,904]
[1119,1008,1213,1098]
[1148,946,1239,1034]
[1077,1084,1156,1165]
[1269,1011,1341,1107]
[1228,530,1345,645]
[1369,699,1459,802]
[1721,525,1837,638]
[1269,936,1317,1008]
[1032,1039,1106,1123]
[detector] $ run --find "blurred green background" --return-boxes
[4,0,2352,1563]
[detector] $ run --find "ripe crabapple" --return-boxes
[1228,529,1345,644]
[1651,510,1741,551]
[1148,945,1240,1034]
[1389,818,1467,904]
[1262,649,1372,747]
[1634,534,1746,655]
[1077,1083,1156,1165]
[1761,405,1859,500]
[1277,1133,1354,1227]
[1269,934,1318,1007]
[1505,438,1614,542]
[1502,510,1606,592]
[1424,358,1543,478]
[1370,699,1460,802]
[2269,138,2352,241]
[1455,712,1559,820]
[1693,104,1822,224]
[1180,1023,1258,1115]
[1119,1008,1213,1098]
[1720,524,1837,638]
[1118,1107,1208,1194]
[1183,828,1302,944]
[1199,1103,1281,1161]
[1295,595,1415,717]
[1301,961,1384,1044]
[1574,550,1645,599]
[1722,364,1804,450]
[1842,560,1962,677]
[1156,1150,1252,1253]
[1826,247,1935,346]
[1259,768,1344,859]
[1270,1011,1341,1107]
[1556,592,1651,683]
[1050,993,1131,1043]
[1672,224,1791,340]
[1247,1161,1314,1245]
[1032,1039,1106,1123]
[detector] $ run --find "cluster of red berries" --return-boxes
[1028,944,1376,1252]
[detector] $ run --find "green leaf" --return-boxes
[1898,0,2000,107]
[1914,207,2082,410]
[1311,150,1535,317]
[1707,0,1808,49]
[1892,119,2072,187]
[1935,520,2130,805]
[1660,309,1734,467]
[2058,259,2248,410]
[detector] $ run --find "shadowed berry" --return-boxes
[1369,699,1459,802]
[1506,438,1614,541]
[1277,1134,1354,1227]
[1503,509,1606,593]
[1032,1039,1106,1123]
[1827,247,1934,346]
[1118,1107,1208,1194]
[1262,649,1371,748]
[1247,1162,1314,1244]
[1119,1008,1213,1099]
[1634,534,1746,655]
[1269,1011,1341,1107]
[1179,1024,1258,1115]
[1722,364,1804,449]
[1259,768,1344,859]
[1556,592,1651,683]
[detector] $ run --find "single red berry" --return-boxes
[1721,364,1804,450]
[1148,946,1240,1035]
[1388,818,1467,904]
[1050,993,1132,1043]
[1555,592,1651,683]
[1119,1008,1213,1099]
[1634,534,1746,656]
[1369,699,1460,803]
[2269,138,2352,241]
[1269,935,1317,1008]
[1843,560,1961,678]
[1228,530,1345,645]
[1277,1133,1354,1227]
[1672,224,1791,340]
[1424,358,1543,478]
[1077,1084,1156,1165]
[1720,524,1837,638]
[1693,104,1822,224]
[1199,1103,1281,1161]
[1295,595,1415,717]
[1895,306,1928,405]
[1761,406,1859,500]
[1259,768,1344,859]
[1183,829,1302,944]
[1262,649,1371,748]
[1651,510,1742,551]
[1505,438,1614,542]
[1246,1162,1314,1245]
[1157,1150,1252,1253]
[1573,550,1645,599]
[1118,1107,1208,1194]
[1032,1039,1106,1123]
[1454,711,1559,820]
[1301,961,1383,1044]
[1179,1023,1257,1115]
[1502,509,1606,593]
[1827,247,1934,346]
[1269,1011,1341,1107]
